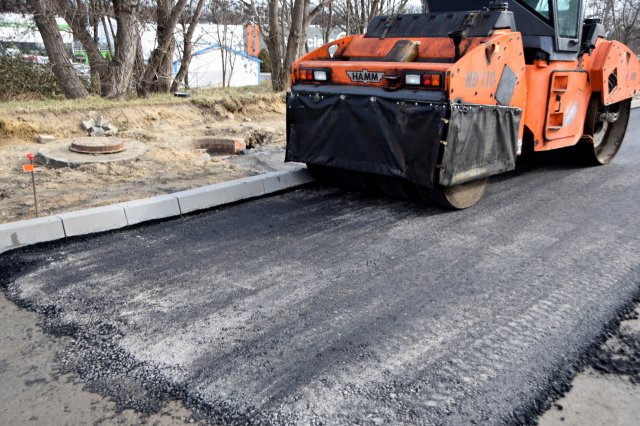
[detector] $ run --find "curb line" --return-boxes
[0,167,313,255]
[3,101,639,255]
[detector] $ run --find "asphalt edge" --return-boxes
[0,167,314,255]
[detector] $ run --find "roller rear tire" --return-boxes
[579,98,631,165]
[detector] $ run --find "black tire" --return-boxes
[579,97,631,165]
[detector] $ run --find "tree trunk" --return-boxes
[105,0,139,98]
[57,0,111,95]
[87,0,101,92]
[156,37,175,92]
[32,0,88,99]
[42,0,140,98]
[218,23,229,88]
[134,35,146,96]
[170,0,206,92]
[140,0,189,95]
[107,11,117,46]
[101,15,114,57]
[265,0,327,92]
[300,0,326,60]
[265,0,287,91]
[283,0,306,73]
[323,2,333,43]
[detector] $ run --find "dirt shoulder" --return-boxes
[0,290,194,425]
[0,87,288,224]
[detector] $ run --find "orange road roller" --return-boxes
[285,0,640,208]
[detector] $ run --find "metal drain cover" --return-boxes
[69,137,127,154]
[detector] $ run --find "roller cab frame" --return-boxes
[285,0,640,208]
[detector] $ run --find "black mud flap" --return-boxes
[286,90,446,189]
[440,103,521,186]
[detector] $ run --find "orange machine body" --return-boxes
[292,31,639,154]
[523,39,639,151]
[285,4,640,196]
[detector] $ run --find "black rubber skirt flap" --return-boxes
[286,91,446,188]
[440,104,521,186]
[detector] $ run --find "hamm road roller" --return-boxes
[285,0,640,208]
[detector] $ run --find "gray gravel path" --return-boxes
[2,112,640,425]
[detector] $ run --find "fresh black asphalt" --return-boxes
[2,112,640,424]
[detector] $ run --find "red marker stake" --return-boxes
[26,153,38,217]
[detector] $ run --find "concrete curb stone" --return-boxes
[0,217,66,254]
[262,169,314,193]
[56,205,128,237]
[118,195,181,225]
[175,174,266,214]
[0,167,313,255]
[175,169,313,214]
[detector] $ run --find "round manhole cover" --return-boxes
[69,137,127,154]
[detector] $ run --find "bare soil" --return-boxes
[0,92,287,223]
[0,291,195,425]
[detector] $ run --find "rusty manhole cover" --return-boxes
[69,137,127,154]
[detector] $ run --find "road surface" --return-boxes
[2,112,640,424]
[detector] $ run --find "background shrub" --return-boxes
[0,56,64,101]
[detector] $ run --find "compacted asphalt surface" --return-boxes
[2,112,640,425]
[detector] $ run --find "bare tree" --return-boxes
[53,0,141,98]
[59,0,192,97]
[245,0,330,91]
[109,0,141,96]
[332,0,410,34]
[212,0,244,87]
[29,0,207,98]
[611,0,640,49]
[26,0,421,98]
[140,0,190,94]
[322,1,332,43]
[31,0,88,98]
[171,0,207,92]
[101,13,114,57]
[288,0,413,67]
[586,0,640,50]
